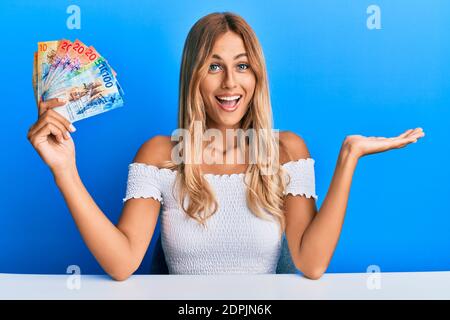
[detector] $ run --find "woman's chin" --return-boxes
[218,117,242,128]
[207,103,249,128]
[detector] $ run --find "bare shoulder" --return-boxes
[279,130,311,165]
[132,135,174,167]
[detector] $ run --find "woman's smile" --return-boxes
[215,94,242,112]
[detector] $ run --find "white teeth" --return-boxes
[217,95,241,101]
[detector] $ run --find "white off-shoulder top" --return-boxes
[123,158,318,275]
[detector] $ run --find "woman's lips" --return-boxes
[215,96,242,112]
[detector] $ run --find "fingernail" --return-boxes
[65,131,71,139]
[69,124,76,132]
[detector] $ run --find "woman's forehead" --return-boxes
[211,32,246,58]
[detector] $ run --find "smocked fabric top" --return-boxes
[123,158,318,275]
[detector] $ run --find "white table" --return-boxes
[1,272,449,300]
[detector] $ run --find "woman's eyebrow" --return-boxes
[211,53,248,60]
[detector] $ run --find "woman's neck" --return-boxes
[203,121,248,165]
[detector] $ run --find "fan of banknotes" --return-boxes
[32,39,124,123]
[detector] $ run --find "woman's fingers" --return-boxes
[371,128,415,141]
[397,128,419,139]
[398,129,414,139]
[46,109,76,133]
[391,128,424,142]
[406,128,425,141]
[38,98,67,116]
[28,110,74,141]
[29,122,66,145]
[33,119,69,141]
[395,129,425,147]
[371,128,424,151]
[28,115,66,140]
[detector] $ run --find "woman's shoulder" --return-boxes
[132,135,174,168]
[279,130,311,165]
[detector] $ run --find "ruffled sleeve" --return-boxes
[282,158,318,200]
[122,163,164,204]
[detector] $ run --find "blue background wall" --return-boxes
[1,0,449,275]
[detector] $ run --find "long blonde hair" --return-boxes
[163,12,288,238]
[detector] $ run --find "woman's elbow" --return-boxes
[303,269,325,280]
[110,271,132,281]
[108,267,135,281]
[297,263,327,280]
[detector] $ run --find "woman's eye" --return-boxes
[238,63,249,70]
[209,64,221,72]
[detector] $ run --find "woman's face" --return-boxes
[200,31,256,129]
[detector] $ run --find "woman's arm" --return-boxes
[283,128,425,279]
[294,144,357,279]
[28,99,161,281]
[54,167,135,281]
[52,137,164,281]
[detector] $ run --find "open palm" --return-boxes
[345,128,425,158]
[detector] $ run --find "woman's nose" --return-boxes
[222,71,237,89]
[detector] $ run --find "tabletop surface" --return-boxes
[1,271,449,300]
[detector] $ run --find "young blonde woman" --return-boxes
[27,12,424,281]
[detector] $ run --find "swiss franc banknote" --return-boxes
[33,39,124,123]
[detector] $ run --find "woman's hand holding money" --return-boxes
[27,98,77,177]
